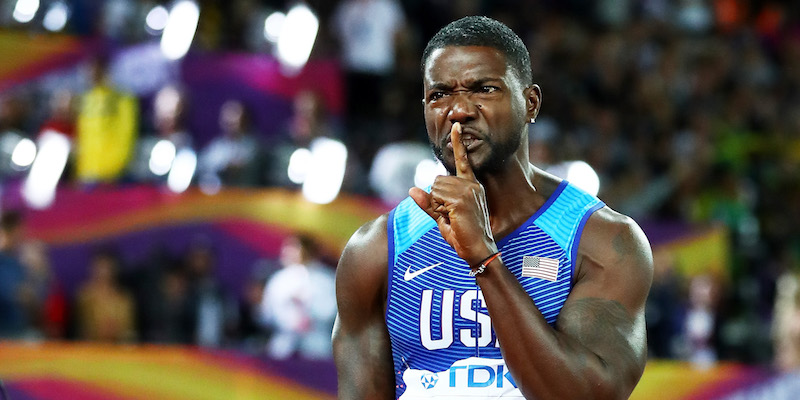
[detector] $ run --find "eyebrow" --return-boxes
[426,78,504,91]
[427,82,451,91]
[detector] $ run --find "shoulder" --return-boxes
[336,214,390,313]
[340,213,389,265]
[581,207,651,265]
[576,207,653,309]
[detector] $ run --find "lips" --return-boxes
[445,127,482,151]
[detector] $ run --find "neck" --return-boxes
[479,154,545,238]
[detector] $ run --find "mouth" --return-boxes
[445,128,483,151]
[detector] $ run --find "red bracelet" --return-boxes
[469,252,501,277]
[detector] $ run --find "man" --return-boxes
[198,100,263,187]
[260,234,337,360]
[0,211,28,338]
[75,56,138,184]
[332,16,653,399]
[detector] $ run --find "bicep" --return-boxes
[555,297,647,388]
[332,216,395,400]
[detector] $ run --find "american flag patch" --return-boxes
[522,256,560,281]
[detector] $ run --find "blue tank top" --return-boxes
[386,181,604,399]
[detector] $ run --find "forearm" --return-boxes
[477,264,628,400]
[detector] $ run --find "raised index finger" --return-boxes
[451,122,477,181]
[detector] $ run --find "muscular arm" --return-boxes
[477,208,653,400]
[332,215,395,400]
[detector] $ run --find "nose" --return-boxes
[447,92,479,124]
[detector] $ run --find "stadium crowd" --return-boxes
[0,0,798,370]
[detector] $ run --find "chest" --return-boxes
[387,226,573,356]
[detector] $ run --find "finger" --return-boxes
[450,122,477,182]
[409,187,438,220]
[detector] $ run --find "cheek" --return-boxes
[424,113,436,132]
[510,95,529,121]
[490,103,521,131]
[424,109,444,140]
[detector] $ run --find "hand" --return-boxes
[409,122,497,266]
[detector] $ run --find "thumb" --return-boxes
[409,187,437,220]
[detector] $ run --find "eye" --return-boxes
[427,91,446,102]
[479,86,499,93]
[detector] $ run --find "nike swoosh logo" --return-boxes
[404,262,443,281]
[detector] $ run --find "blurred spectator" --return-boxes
[369,140,437,205]
[683,274,721,369]
[19,241,67,340]
[675,0,714,33]
[260,234,336,360]
[130,85,196,186]
[127,246,194,344]
[76,248,136,343]
[0,91,36,180]
[38,89,76,140]
[0,90,33,134]
[331,0,409,169]
[645,248,685,359]
[0,211,29,338]
[75,56,139,184]
[100,0,145,42]
[154,267,195,344]
[264,89,364,196]
[265,90,338,187]
[774,270,800,371]
[35,89,77,182]
[183,237,237,348]
[236,260,276,352]
[198,100,264,188]
[690,164,759,279]
[331,0,406,120]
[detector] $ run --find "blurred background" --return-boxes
[0,0,798,399]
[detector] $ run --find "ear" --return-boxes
[525,84,542,123]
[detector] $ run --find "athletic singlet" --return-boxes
[386,180,604,399]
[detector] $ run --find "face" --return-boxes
[423,46,539,176]
[280,236,303,266]
[220,101,245,135]
[91,255,116,284]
